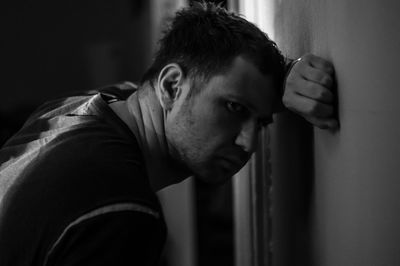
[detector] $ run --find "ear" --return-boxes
[156,63,185,111]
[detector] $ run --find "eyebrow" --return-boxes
[226,94,273,123]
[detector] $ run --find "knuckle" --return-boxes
[321,61,334,74]
[318,90,329,101]
[307,102,318,115]
[308,82,330,101]
[320,74,331,86]
[322,90,333,101]
[282,94,291,107]
[282,94,298,111]
[312,68,331,85]
[316,89,326,100]
[311,71,325,85]
[307,82,319,96]
[316,87,329,100]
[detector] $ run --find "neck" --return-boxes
[110,82,190,191]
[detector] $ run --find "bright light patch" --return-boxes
[239,0,275,40]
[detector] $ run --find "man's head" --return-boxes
[142,2,285,184]
[141,2,285,92]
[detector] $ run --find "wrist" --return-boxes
[282,57,301,94]
[274,57,301,113]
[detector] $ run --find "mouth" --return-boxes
[197,156,248,185]
[217,157,244,172]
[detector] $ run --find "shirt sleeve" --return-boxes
[44,205,166,266]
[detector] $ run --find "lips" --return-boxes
[217,157,243,169]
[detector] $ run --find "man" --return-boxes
[0,2,337,266]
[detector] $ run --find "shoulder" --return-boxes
[0,126,162,265]
[43,202,166,266]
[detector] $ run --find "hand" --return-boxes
[282,53,339,130]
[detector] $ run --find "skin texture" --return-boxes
[160,56,277,184]
[110,53,337,190]
[283,53,338,130]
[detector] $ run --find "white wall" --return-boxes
[274,0,400,265]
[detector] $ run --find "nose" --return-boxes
[234,119,258,153]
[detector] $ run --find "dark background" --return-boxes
[1,1,232,266]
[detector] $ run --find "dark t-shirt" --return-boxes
[0,83,166,265]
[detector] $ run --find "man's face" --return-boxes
[165,56,277,184]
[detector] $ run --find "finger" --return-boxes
[296,63,334,89]
[304,116,339,130]
[283,93,334,118]
[286,78,334,103]
[301,54,334,74]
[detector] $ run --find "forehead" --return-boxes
[201,56,277,115]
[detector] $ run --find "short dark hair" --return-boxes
[141,1,285,94]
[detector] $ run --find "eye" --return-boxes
[226,101,245,113]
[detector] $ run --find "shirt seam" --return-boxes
[43,202,160,266]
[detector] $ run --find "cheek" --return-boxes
[170,99,241,160]
[196,118,236,152]
[195,102,239,137]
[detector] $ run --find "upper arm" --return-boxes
[44,203,166,266]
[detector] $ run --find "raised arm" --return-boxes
[281,54,339,130]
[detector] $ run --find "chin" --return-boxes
[195,166,236,186]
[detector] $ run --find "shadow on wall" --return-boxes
[196,178,233,266]
[272,3,318,266]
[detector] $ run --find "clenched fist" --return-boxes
[282,54,339,130]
